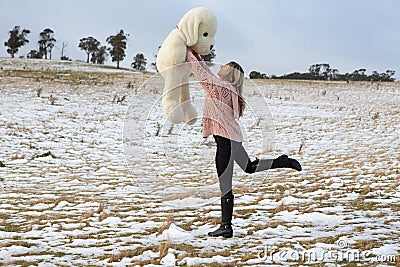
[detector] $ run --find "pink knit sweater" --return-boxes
[186,50,243,142]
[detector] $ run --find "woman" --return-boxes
[186,49,302,238]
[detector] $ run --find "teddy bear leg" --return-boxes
[179,82,197,125]
[162,69,185,124]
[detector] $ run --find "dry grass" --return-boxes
[252,194,265,204]
[274,201,284,213]
[200,250,231,258]
[97,202,105,213]
[275,184,287,193]
[190,262,237,267]
[235,208,256,219]
[158,213,174,235]
[0,240,35,248]
[360,185,372,195]
[108,246,158,263]
[178,220,193,231]
[274,193,284,202]
[193,215,220,226]
[313,192,331,201]
[354,239,381,250]
[163,191,192,201]
[99,212,108,222]
[241,252,259,262]
[3,223,21,232]
[305,184,324,193]
[173,243,197,261]
[51,194,74,209]
[159,238,172,259]
[247,222,269,235]
[253,222,269,232]
[80,210,95,221]
[235,184,249,194]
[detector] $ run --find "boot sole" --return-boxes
[208,233,233,238]
[208,231,233,238]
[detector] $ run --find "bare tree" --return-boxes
[61,42,68,60]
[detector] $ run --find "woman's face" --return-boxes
[218,64,230,79]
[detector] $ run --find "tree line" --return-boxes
[3,25,148,70]
[250,63,396,82]
[3,25,217,72]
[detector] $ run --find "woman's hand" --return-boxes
[187,47,203,61]
[187,48,216,78]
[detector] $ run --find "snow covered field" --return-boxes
[0,58,399,266]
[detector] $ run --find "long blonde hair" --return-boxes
[222,61,245,117]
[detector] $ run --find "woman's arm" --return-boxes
[187,49,214,75]
[187,49,240,119]
[186,49,221,95]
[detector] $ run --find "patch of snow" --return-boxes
[53,200,70,210]
[99,216,122,227]
[160,252,176,266]
[7,158,28,164]
[61,223,86,230]
[163,196,218,207]
[179,255,236,266]
[281,195,311,205]
[70,238,98,247]
[158,223,192,243]
[131,250,159,261]
[275,210,345,225]
[370,243,399,256]
[95,167,111,174]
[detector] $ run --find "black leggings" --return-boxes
[214,135,273,196]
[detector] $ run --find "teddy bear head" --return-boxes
[177,7,217,56]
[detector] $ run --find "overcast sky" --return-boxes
[1,0,399,78]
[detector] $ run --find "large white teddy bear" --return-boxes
[156,7,217,125]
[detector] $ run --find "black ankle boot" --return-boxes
[208,194,234,238]
[271,154,302,171]
[208,222,233,238]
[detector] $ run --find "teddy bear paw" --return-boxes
[183,106,197,125]
[163,104,185,124]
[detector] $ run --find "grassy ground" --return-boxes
[0,58,399,266]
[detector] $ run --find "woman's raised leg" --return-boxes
[233,142,302,173]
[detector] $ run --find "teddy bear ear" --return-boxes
[177,11,201,46]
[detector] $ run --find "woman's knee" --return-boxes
[222,189,233,197]
[219,178,232,196]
